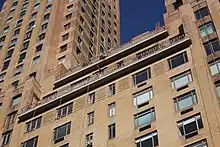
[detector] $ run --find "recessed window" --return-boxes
[28,21,35,30]
[36,44,43,52]
[38,33,45,41]
[53,122,71,141]
[108,123,116,139]
[9,38,17,47]
[171,71,192,89]
[0,72,6,83]
[199,22,215,37]
[14,64,23,76]
[186,139,208,147]
[134,107,156,128]
[24,30,32,40]
[215,82,220,97]
[174,90,197,111]
[13,28,20,36]
[62,33,69,41]
[87,112,94,125]
[67,4,73,11]
[108,102,116,117]
[2,60,10,71]
[133,68,151,85]
[173,0,183,10]
[11,94,21,106]
[25,117,42,132]
[64,23,71,30]
[133,87,153,106]
[5,111,17,126]
[31,12,37,19]
[178,114,203,139]
[18,52,26,63]
[195,7,209,20]
[21,41,29,51]
[135,131,158,147]
[11,80,19,88]
[5,49,14,60]
[60,143,69,147]
[60,44,67,53]
[29,72,37,79]
[109,83,115,96]
[56,103,73,119]
[46,4,52,10]
[21,137,38,147]
[85,133,93,147]
[209,59,220,76]
[58,56,65,64]
[88,93,95,104]
[3,26,9,33]
[43,13,50,20]
[1,131,12,146]
[168,52,188,69]
[204,39,220,55]
[41,23,48,31]
[65,13,72,20]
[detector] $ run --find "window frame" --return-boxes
[135,131,159,147]
[171,70,192,89]
[133,68,151,85]
[108,123,116,139]
[168,52,188,69]
[25,117,42,132]
[53,122,71,141]
[56,103,73,119]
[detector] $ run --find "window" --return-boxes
[67,4,73,11]
[34,3,40,10]
[133,87,153,106]
[11,94,21,106]
[31,12,37,19]
[41,23,48,31]
[5,49,14,59]
[14,64,23,75]
[1,131,12,146]
[204,39,220,55]
[215,82,220,97]
[60,44,67,53]
[108,123,116,139]
[85,133,93,147]
[18,52,26,63]
[46,4,52,10]
[135,131,158,147]
[43,13,50,20]
[178,114,203,139]
[5,112,17,126]
[80,16,84,24]
[133,68,151,85]
[25,117,42,132]
[29,72,37,79]
[60,144,69,147]
[186,139,208,147]
[53,122,71,141]
[199,22,215,37]
[14,28,20,36]
[22,41,29,51]
[32,56,40,64]
[62,33,69,41]
[3,26,9,33]
[109,83,115,96]
[21,137,38,147]
[24,31,32,40]
[195,7,209,20]
[87,112,94,125]
[0,72,6,82]
[38,33,45,41]
[10,38,17,47]
[11,80,19,88]
[134,108,156,128]
[35,44,43,52]
[58,56,65,64]
[28,21,35,30]
[174,90,197,111]
[56,103,73,119]
[173,0,183,10]
[65,13,72,20]
[209,59,220,75]
[108,102,116,117]
[171,71,192,89]
[88,93,95,104]
[2,60,10,71]
[20,10,26,18]
[64,23,71,30]
[168,52,188,69]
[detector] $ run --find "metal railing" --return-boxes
[55,27,166,81]
[20,34,189,115]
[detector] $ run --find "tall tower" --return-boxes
[0,0,120,145]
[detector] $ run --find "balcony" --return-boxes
[18,34,191,122]
[54,27,168,88]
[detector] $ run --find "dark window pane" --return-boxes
[169,52,188,69]
[212,40,220,52]
[197,118,203,129]
[184,122,197,135]
[153,135,159,146]
[200,7,209,18]
[204,43,212,55]
[142,138,153,147]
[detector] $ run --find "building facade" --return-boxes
[1,0,220,147]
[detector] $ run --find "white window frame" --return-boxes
[133,87,153,106]
[134,108,156,128]
[171,71,192,89]
[108,103,116,117]
[25,117,42,132]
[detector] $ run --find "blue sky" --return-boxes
[0,0,165,44]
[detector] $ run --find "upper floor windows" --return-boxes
[135,131,158,147]
[11,94,21,107]
[134,107,156,128]
[204,39,220,55]
[0,72,6,83]
[36,44,43,52]
[168,52,188,69]
[133,68,151,85]
[43,13,50,21]
[171,70,192,90]
[38,33,45,41]
[88,93,95,104]
[1,131,12,146]
[56,103,73,119]
[174,90,198,111]
[2,60,10,71]
[133,87,153,106]
[25,117,42,132]
[65,13,72,20]
[108,102,116,117]
[108,83,115,96]
[186,139,208,147]
[5,111,17,126]
[195,7,209,20]
[85,133,93,147]
[87,112,94,125]
[199,22,215,37]
[178,114,203,139]
[209,59,220,76]
[108,123,116,139]
[215,82,220,97]
[53,122,71,142]
[21,136,38,147]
